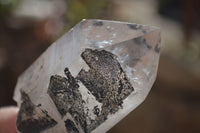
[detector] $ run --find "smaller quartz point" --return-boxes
[14,19,161,133]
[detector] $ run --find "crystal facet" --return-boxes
[14,19,161,133]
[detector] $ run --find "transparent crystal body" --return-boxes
[14,19,161,133]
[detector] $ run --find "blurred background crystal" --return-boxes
[0,0,200,133]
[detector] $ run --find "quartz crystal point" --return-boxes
[14,19,161,133]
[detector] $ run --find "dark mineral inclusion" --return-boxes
[47,48,134,133]
[16,91,57,133]
[16,48,134,133]
[65,119,79,133]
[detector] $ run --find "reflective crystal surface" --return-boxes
[14,19,161,133]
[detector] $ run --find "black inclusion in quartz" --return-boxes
[93,21,103,26]
[65,119,79,133]
[133,36,152,49]
[47,67,80,117]
[47,68,88,132]
[127,24,138,30]
[154,43,161,53]
[47,48,134,132]
[76,48,134,130]
[17,91,57,133]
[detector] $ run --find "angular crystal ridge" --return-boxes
[14,19,161,133]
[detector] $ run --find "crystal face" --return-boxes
[14,19,161,133]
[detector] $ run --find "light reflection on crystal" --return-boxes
[94,40,113,48]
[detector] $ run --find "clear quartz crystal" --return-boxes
[14,19,161,133]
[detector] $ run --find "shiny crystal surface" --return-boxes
[14,19,161,133]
